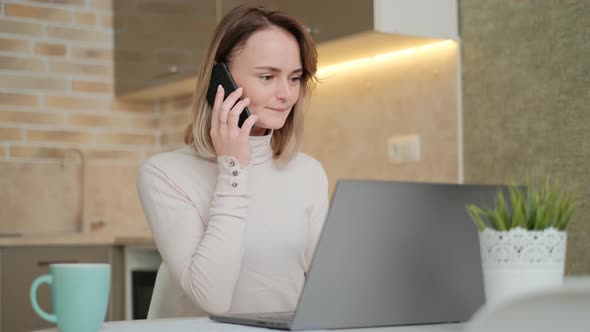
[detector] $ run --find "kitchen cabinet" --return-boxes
[116,0,457,101]
[279,0,374,44]
[220,0,373,44]
[117,0,372,100]
[310,0,458,68]
[114,1,218,99]
[0,246,124,332]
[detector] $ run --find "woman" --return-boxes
[137,5,329,316]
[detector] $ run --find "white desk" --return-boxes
[34,318,464,332]
[34,277,590,332]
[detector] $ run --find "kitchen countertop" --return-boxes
[0,231,155,247]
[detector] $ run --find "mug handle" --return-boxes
[30,274,57,323]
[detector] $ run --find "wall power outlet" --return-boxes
[387,135,421,163]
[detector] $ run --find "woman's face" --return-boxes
[229,27,303,136]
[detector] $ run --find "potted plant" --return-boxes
[466,178,577,305]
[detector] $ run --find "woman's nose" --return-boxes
[275,79,291,100]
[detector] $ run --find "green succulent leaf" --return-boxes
[466,177,577,231]
[467,205,488,231]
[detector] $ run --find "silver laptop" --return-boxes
[210,179,499,330]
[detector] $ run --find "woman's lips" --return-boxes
[267,107,288,112]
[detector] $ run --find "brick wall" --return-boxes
[0,0,162,164]
[0,0,177,234]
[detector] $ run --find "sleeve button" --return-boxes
[231,183,238,188]
[229,161,236,167]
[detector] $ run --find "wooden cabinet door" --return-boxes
[280,0,374,43]
[114,1,218,98]
[0,246,113,332]
[221,0,282,16]
[221,0,373,44]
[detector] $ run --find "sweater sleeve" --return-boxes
[136,155,249,315]
[304,161,329,272]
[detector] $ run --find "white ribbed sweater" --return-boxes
[137,132,328,316]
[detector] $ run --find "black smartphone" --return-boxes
[206,62,251,128]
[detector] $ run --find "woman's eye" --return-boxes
[290,76,302,83]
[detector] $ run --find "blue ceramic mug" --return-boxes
[30,263,111,332]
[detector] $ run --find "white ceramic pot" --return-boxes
[478,227,567,305]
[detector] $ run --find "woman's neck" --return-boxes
[250,126,269,136]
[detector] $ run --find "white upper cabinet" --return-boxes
[374,0,458,40]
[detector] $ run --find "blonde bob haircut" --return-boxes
[184,5,318,165]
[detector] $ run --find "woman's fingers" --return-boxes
[219,88,243,127]
[228,98,250,128]
[210,85,224,130]
[209,86,256,168]
[240,114,259,137]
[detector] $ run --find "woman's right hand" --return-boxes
[210,85,259,168]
